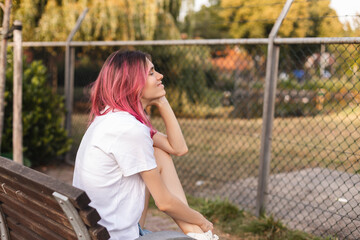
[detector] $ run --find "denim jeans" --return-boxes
[138,223,152,236]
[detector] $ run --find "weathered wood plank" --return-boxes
[0,157,90,209]
[1,193,75,239]
[9,231,28,240]
[79,207,101,227]
[0,180,72,228]
[0,173,62,211]
[89,226,111,240]
[7,217,45,240]
[3,205,66,240]
[0,156,110,239]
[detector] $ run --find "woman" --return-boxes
[73,50,218,240]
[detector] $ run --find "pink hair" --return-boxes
[90,50,156,137]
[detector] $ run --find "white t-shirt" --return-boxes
[73,111,157,240]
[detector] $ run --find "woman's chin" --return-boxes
[158,90,166,98]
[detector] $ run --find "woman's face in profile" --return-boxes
[142,58,165,101]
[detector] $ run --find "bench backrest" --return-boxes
[0,156,110,240]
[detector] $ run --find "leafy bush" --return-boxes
[147,45,213,103]
[150,87,232,118]
[2,57,72,166]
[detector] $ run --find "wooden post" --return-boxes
[0,0,12,151]
[13,20,23,165]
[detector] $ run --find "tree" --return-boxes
[182,2,229,39]
[161,0,182,24]
[13,0,183,41]
[220,0,344,38]
[0,0,12,151]
[2,55,72,166]
[12,0,48,40]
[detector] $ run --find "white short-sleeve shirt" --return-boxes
[73,111,157,240]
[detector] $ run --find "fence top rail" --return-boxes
[7,37,360,47]
[70,39,270,46]
[8,38,269,47]
[274,37,360,44]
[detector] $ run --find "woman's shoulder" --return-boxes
[95,111,149,134]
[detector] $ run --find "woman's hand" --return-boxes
[148,96,168,108]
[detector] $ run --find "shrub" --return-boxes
[148,45,213,103]
[2,56,72,166]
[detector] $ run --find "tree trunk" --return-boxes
[0,0,12,151]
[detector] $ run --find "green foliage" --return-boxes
[182,3,229,39]
[220,0,344,38]
[329,44,360,81]
[241,214,331,240]
[153,12,181,40]
[160,0,183,23]
[159,87,232,118]
[1,152,32,167]
[186,196,247,236]
[277,77,322,91]
[199,198,244,222]
[184,196,331,239]
[2,56,72,167]
[143,45,232,118]
[13,0,182,42]
[149,45,213,103]
[241,215,286,238]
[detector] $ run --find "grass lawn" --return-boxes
[147,196,334,240]
[71,110,360,194]
[70,110,358,239]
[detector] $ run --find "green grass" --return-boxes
[71,109,360,194]
[152,111,360,194]
[70,110,358,239]
[149,196,335,240]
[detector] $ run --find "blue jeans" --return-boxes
[138,223,152,236]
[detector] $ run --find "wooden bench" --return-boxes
[0,156,192,240]
[0,156,110,240]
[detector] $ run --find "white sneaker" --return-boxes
[187,230,219,240]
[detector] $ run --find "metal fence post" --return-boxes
[13,20,23,165]
[320,44,326,78]
[64,8,88,163]
[256,0,295,217]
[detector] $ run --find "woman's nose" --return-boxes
[157,73,163,80]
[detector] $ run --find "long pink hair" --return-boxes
[90,50,156,137]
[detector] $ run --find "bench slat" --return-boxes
[0,157,110,239]
[0,157,90,209]
[7,217,45,240]
[89,226,111,240]
[0,180,73,229]
[1,193,76,239]
[3,205,66,240]
[0,175,103,230]
[0,173,62,212]
[9,231,28,240]
[79,207,101,227]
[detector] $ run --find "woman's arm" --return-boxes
[151,96,188,156]
[140,168,213,232]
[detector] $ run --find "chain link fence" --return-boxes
[22,40,360,239]
[268,43,360,239]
